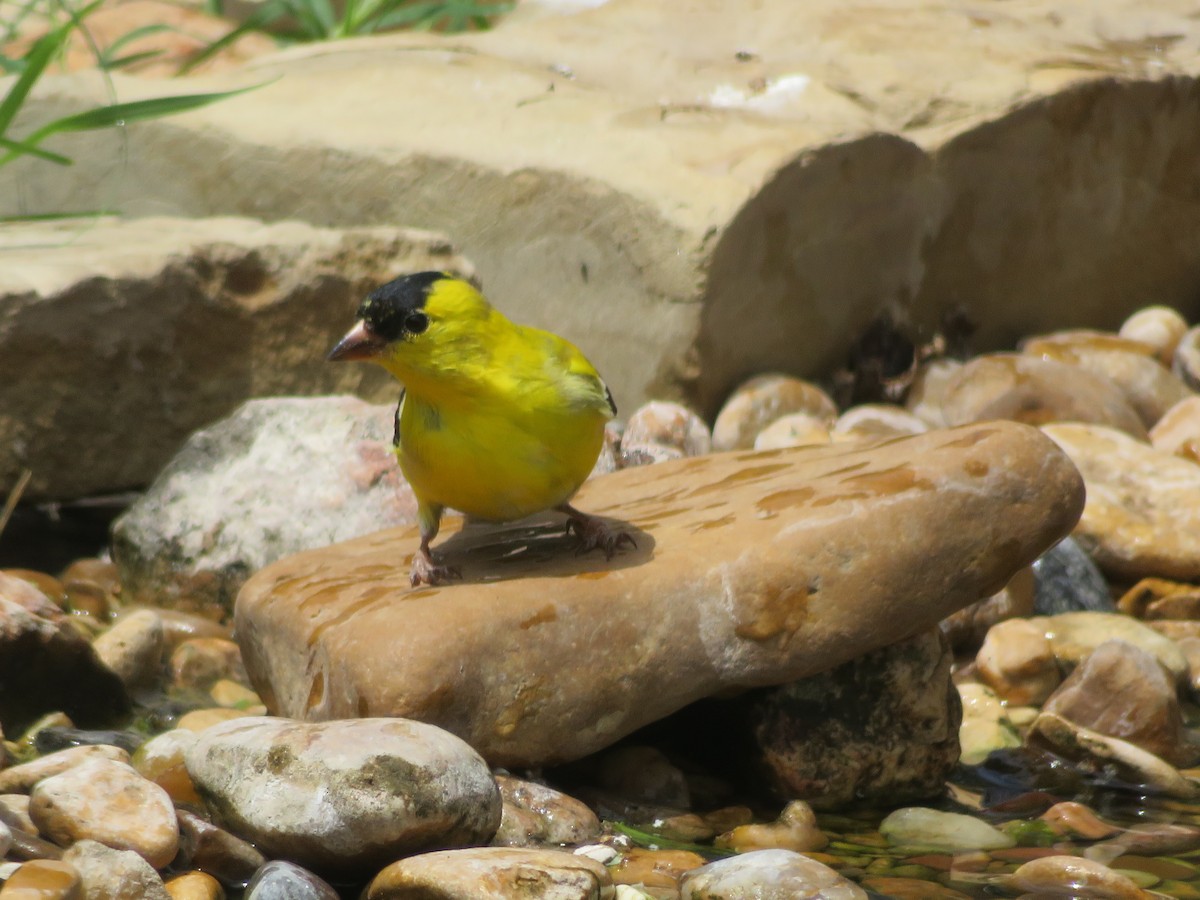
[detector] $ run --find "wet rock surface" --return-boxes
[365,847,611,899]
[236,422,1081,766]
[1043,422,1200,581]
[11,382,1189,897]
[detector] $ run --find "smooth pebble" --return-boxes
[29,758,179,869]
[61,840,170,900]
[367,847,611,899]
[1119,305,1188,365]
[712,373,837,451]
[680,848,867,899]
[243,861,338,900]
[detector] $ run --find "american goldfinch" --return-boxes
[328,271,633,586]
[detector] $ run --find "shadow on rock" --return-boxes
[424,512,653,587]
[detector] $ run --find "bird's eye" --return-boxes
[405,312,429,335]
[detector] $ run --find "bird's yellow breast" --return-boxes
[397,390,607,521]
[376,280,615,521]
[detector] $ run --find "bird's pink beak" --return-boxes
[327,321,386,362]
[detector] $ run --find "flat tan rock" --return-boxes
[9,2,1200,417]
[236,422,1082,766]
[1043,422,1200,580]
[0,216,468,500]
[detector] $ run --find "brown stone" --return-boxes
[169,639,249,692]
[29,759,180,870]
[92,610,165,690]
[1009,855,1145,899]
[366,848,610,899]
[714,800,828,853]
[1150,396,1200,465]
[236,423,1082,766]
[1022,330,1160,359]
[1043,422,1200,580]
[711,374,837,451]
[0,860,82,898]
[1147,620,1200,642]
[939,354,1147,437]
[610,848,707,888]
[1038,801,1121,840]
[1033,611,1188,678]
[1042,639,1199,767]
[164,871,224,900]
[747,630,961,808]
[1108,578,1195,619]
[1120,307,1189,366]
[1116,577,1200,619]
[0,745,129,794]
[174,809,265,889]
[976,618,1061,706]
[1023,332,1192,427]
[492,776,600,848]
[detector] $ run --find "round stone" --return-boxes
[184,717,501,875]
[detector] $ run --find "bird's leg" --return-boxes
[557,503,636,560]
[409,504,461,587]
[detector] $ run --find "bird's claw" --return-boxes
[565,515,636,560]
[409,555,462,588]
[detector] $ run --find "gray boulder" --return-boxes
[111,396,414,616]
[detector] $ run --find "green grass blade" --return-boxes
[0,19,72,134]
[101,49,166,71]
[0,134,71,164]
[0,209,118,223]
[336,0,362,35]
[37,84,263,132]
[177,2,284,75]
[339,0,391,36]
[0,82,266,167]
[284,0,337,38]
[105,23,174,53]
[371,2,443,30]
[610,822,737,857]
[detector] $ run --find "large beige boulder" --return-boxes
[6,1,1200,420]
[0,216,468,499]
[235,422,1083,766]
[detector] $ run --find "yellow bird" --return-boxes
[328,271,633,586]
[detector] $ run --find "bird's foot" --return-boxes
[562,509,636,560]
[409,549,461,588]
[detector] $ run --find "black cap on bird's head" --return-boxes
[327,271,446,362]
